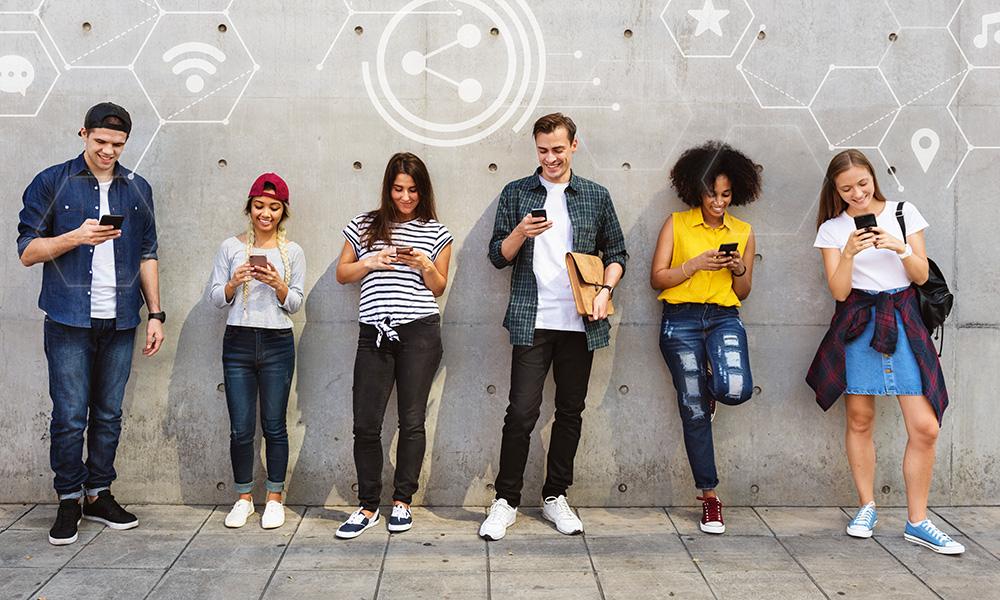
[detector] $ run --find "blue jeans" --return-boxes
[44,317,136,499]
[222,326,295,494]
[658,303,753,490]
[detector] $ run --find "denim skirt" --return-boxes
[844,288,923,396]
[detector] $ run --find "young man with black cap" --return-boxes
[480,113,627,540]
[17,102,164,545]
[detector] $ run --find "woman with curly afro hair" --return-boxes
[650,141,762,535]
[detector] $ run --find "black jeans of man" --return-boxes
[353,315,443,512]
[494,329,594,508]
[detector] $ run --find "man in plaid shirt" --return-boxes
[479,113,628,541]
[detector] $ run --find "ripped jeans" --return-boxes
[658,302,753,490]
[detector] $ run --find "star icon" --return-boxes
[688,0,730,37]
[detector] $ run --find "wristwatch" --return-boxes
[598,284,614,299]
[897,244,913,260]
[148,311,166,324]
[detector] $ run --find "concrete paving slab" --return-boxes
[122,504,214,532]
[599,570,715,600]
[703,570,825,599]
[576,507,675,536]
[9,504,105,533]
[265,570,379,600]
[296,506,357,535]
[279,529,387,570]
[490,570,601,600]
[809,571,938,599]
[487,536,592,572]
[668,506,772,536]
[0,567,57,600]
[202,503,305,534]
[0,505,33,530]
[779,534,909,574]
[682,534,803,574]
[146,569,271,600]
[67,530,193,569]
[756,507,852,536]
[0,529,99,568]
[932,505,1000,554]
[586,533,697,573]
[174,532,289,571]
[407,507,485,535]
[876,532,997,579]
[377,570,488,599]
[33,567,162,600]
[383,534,486,572]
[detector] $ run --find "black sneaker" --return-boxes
[49,498,82,545]
[82,490,138,530]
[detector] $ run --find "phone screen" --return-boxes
[853,213,878,230]
[531,209,547,220]
[249,254,267,267]
[718,242,738,255]
[99,214,124,230]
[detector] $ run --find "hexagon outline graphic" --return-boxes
[660,0,755,59]
[36,0,163,70]
[0,30,61,117]
[807,65,901,153]
[736,23,812,110]
[132,9,260,125]
[315,0,362,71]
[877,26,971,109]
[877,105,967,193]
[948,0,1000,68]
[945,64,1000,187]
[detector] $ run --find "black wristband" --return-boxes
[599,284,614,298]
[148,311,166,323]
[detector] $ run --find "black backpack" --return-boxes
[896,201,953,355]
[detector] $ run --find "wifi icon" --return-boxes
[162,42,227,93]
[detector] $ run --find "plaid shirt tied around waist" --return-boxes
[488,169,628,351]
[806,286,948,424]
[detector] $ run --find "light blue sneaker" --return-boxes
[904,519,965,555]
[846,502,878,538]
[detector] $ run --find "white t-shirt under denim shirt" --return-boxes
[814,200,928,292]
[533,176,584,333]
[90,180,116,318]
[209,236,306,328]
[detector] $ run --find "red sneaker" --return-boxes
[697,495,725,534]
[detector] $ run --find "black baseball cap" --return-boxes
[80,102,132,136]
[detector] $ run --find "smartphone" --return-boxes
[395,246,414,255]
[249,254,267,267]
[853,213,878,230]
[718,242,739,255]
[99,214,124,229]
[530,208,547,220]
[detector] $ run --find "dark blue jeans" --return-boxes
[658,302,753,490]
[222,326,295,494]
[44,317,136,498]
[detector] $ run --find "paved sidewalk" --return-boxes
[0,504,996,599]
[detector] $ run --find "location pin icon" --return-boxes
[911,128,940,173]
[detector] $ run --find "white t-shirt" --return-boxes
[90,180,117,318]
[533,176,584,332]
[814,200,929,292]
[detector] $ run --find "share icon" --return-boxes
[401,23,483,103]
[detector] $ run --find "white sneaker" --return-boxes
[224,499,254,528]
[479,498,517,541]
[260,500,285,529]
[542,495,584,535]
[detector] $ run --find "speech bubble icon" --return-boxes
[0,55,35,97]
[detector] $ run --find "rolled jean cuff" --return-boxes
[265,480,285,493]
[695,480,719,491]
[58,490,83,500]
[85,486,109,497]
[234,481,253,494]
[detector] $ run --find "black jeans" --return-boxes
[352,315,443,512]
[222,326,296,494]
[494,329,594,507]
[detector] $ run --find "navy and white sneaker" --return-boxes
[387,504,413,533]
[904,519,965,555]
[335,508,380,539]
[846,502,878,538]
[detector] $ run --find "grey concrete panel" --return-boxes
[487,536,592,572]
[778,535,910,574]
[377,570,488,600]
[173,532,288,571]
[490,570,601,600]
[576,507,676,536]
[67,530,193,569]
[2,0,995,507]
[121,504,214,533]
[0,529,99,568]
[280,523,387,571]
[382,534,486,572]
[756,507,855,536]
[668,506,772,536]
[701,570,825,600]
[809,571,938,600]
[0,567,57,600]
[33,567,163,600]
[599,571,715,600]
[147,569,272,600]
[0,505,33,531]
[952,329,1000,500]
[681,534,803,574]
[585,533,696,573]
[265,570,379,600]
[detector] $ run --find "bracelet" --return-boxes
[598,284,614,299]
[680,261,691,278]
[733,263,747,277]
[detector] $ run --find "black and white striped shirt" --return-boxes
[343,213,453,327]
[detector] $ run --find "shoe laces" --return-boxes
[485,500,514,524]
[391,505,410,519]
[345,509,369,525]
[916,520,953,544]
[852,503,876,526]
[698,496,723,523]
[547,496,577,520]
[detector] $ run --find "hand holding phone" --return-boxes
[99,214,124,230]
[395,246,414,256]
[249,254,268,268]
[853,213,877,231]
[718,242,739,256]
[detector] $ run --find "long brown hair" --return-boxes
[361,152,438,249]
[816,149,887,229]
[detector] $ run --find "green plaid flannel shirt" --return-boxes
[488,169,628,351]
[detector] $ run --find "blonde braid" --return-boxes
[242,221,255,320]
[276,224,291,286]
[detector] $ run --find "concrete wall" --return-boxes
[2,0,998,506]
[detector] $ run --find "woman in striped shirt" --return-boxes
[334,153,453,538]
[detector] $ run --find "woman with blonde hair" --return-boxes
[209,173,305,530]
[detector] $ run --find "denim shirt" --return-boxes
[16,154,158,330]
